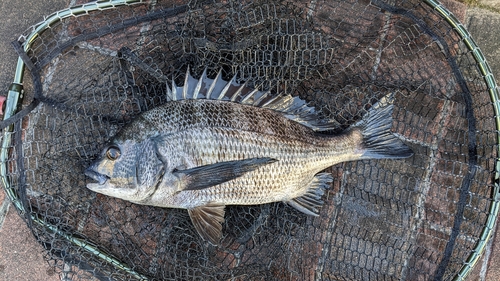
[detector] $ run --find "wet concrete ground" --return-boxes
[0,0,499,280]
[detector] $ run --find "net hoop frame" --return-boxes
[0,0,498,280]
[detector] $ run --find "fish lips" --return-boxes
[85,168,109,186]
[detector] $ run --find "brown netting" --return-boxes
[1,0,498,280]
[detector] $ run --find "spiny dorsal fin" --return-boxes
[207,69,225,100]
[171,76,179,101]
[188,204,225,246]
[239,83,262,105]
[231,80,248,102]
[192,68,207,99]
[166,68,340,131]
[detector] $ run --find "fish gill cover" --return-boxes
[0,0,499,280]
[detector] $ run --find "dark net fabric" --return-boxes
[2,0,498,280]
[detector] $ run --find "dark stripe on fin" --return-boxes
[287,172,332,216]
[165,68,340,131]
[188,204,225,245]
[356,94,414,159]
[175,157,278,191]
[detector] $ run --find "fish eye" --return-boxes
[106,146,121,160]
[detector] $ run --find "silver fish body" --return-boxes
[86,69,413,245]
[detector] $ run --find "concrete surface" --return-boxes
[466,8,500,81]
[0,0,499,280]
[0,207,59,281]
[478,0,500,10]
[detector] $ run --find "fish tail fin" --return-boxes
[355,94,413,159]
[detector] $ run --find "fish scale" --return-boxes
[85,68,413,245]
[140,109,345,205]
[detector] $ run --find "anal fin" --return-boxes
[188,204,225,246]
[287,173,332,216]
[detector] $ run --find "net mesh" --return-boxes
[1,0,499,280]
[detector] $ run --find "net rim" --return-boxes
[0,0,498,280]
[423,0,500,279]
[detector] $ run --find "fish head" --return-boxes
[85,138,164,203]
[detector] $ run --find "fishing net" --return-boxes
[1,0,499,280]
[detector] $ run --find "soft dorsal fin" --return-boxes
[165,68,340,131]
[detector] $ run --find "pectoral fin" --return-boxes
[174,157,277,191]
[188,204,225,245]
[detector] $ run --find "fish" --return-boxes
[85,68,413,245]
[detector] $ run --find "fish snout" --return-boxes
[85,167,109,185]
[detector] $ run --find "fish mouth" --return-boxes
[85,168,109,186]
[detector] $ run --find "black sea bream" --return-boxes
[85,68,413,245]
